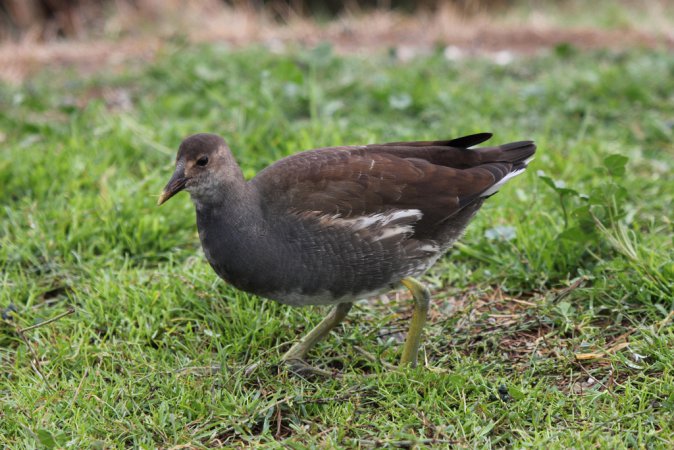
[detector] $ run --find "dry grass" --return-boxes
[1,0,674,83]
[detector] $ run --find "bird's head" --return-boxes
[158,133,241,206]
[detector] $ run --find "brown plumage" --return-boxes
[158,132,536,372]
[254,133,535,241]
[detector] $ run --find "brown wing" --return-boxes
[251,133,535,237]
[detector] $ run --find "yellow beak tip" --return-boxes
[157,192,169,206]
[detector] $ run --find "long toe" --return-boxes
[282,357,341,378]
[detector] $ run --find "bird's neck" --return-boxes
[193,179,262,227]
[193,177,271,269]
[193,182,276,292]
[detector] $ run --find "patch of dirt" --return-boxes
[365,281,650,395]
[1,8,673,83]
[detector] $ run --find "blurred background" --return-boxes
[1,0,673,82]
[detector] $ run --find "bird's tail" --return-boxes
[474,140,536,198]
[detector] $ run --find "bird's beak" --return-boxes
[158,165,187,206]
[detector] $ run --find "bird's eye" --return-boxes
[196,156,209,167]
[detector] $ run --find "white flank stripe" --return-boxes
[346,209,422,231]
[377,225,411,240]
[314,209,423,241]
[481,168,526,197]
[384,209,422,224]
[417,243,440,253]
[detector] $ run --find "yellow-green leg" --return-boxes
[400,277,431,367]
[281,302,353,376]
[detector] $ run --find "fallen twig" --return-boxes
[275,399,283,438]
[19,308,75,333]
[15,327,54,391]
[657,310,674,333]
[574,342,630,361]
[552,277,588,302]
[353,438,460,448]
[69,367,89,408]
[15,308,75,391]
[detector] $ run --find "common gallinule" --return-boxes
[158,132,535,374]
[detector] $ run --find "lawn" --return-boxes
[1,43,673,448]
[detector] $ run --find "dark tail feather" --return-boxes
[381,132,493,149]
[445,132,493,148]
[457,140,537,208]
[478,140,536,166]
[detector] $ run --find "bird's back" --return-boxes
[243,133,536,305]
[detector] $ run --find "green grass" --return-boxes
[1,43,673,448]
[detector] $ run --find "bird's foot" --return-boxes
[353,346,398,371]
[282,357,341,378]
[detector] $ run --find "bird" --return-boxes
[158,132,536,375]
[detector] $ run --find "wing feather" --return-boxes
[251,134,535,238]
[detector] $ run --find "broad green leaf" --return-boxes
[604,154,629,178]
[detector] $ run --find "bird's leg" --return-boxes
[281,302,353,376]
[399,277,431,367]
